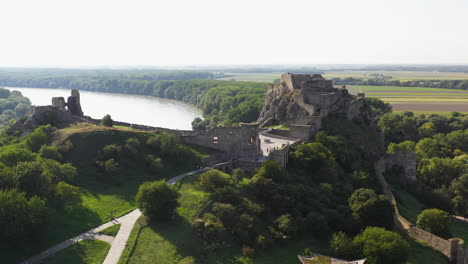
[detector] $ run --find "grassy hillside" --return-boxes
[4,122,212,263]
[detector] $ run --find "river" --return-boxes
[5,87,202,130]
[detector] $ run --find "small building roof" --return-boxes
[298,253,366,264]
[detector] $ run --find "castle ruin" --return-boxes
[257,73,365,140]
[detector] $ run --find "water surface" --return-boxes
[6,87,202,130]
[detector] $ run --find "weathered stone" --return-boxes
[52,97,66,109]
[67,89,83,117]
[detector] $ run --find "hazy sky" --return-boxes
[1,0,467,67]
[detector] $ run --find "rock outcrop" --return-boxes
[257,73,365,128]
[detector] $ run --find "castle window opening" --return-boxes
[213,136,219,144]
[248,137,254,144]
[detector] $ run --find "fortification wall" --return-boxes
[180,123,260,159]
[269,147,289,167]
[375,156,467,264]
[268,125,312,141]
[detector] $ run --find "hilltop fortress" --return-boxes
[9,74,372,167]
[257,73,365,140]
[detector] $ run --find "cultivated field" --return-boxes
[217,71,468,83]
[354,85,468,113]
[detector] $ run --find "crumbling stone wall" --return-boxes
[180,123,260,159]
[257,73,364,139]
[375,155,467,264]
[380,151,417,184]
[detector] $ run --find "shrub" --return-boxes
[39,145,62,161]
[241,245,255,257]
[146,135,161,151]
[231,168,246,183]
[180,256,196,264]
[0,146,36,167]
[274,214,297,239]
[198,169,231,191]
[330,231,354,260]
[101,144,121,160]
[353,227,409,264]
[192,215,226,244]
[42,159,77,183]
[101,114,113,127]
[416,208,450,236]
[124,138,140,159]
[14,161,51,197]
[0,189,47,241]
[54,181,80,209]
[136,180,180,222]
[348,188,394,229]
[145,155,164,173]
[24,125,52,152]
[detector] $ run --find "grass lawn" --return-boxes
[126,174,208,264]
[44,240,110,264]
[100,224,121,237]
[114,125,135,130]
[392,186,468,242]
[405,239,448,264]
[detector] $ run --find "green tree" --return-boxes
[39,145,62,161]
[387,140,416,154]
[145,155,163,173]
[0,146,36,167]
[0,164,15,190]
[415,138,440,159]
[364,97,392,117]
[53,181,80,209]
[451,174,468,217]
[348,188,394,229]
[101,144,121,160]
[231,168,246,183]
[254,160,287,182]
[13,161,51,197]
[416,209,450,236]
[289,143,336,181]
[330,231,354,260]
[0,189,47,241]
[417,157,465,188]
[418,122,436,138]
[198,169,231,191]
[124,138,140,159]
[101,114,113,127]
[353,227,409,264]
[136,180,180,221]
[273,214,297,239]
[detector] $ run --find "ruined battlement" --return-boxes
[257,73,365,140]
[280,73,334,92]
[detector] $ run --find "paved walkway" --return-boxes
[22,168,207,264]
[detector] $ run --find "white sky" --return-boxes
[0,0,467,67]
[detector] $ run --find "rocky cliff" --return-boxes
[257,73,364,127]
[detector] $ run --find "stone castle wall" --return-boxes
[375,154,467,263]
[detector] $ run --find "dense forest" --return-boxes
[332,77,468,90]
[0,88,31,127]
[376,109,468,218]
[0,69,268,129]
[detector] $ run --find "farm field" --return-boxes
[323,70,468,81]
[216,71,468,83]
[354,85,468,113]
